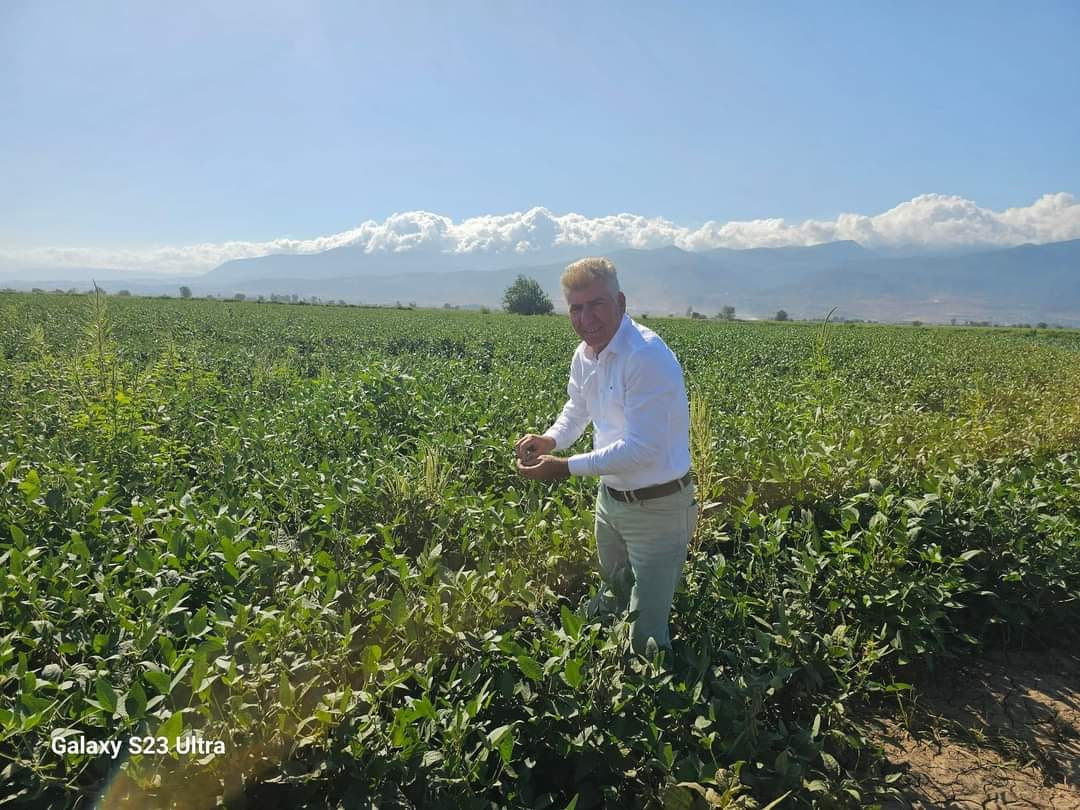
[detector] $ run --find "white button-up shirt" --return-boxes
[543,314,692,491]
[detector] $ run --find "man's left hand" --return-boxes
[516,454,571,481]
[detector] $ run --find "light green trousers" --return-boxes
[593,480,697,655]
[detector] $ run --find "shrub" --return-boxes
[503,274,554,315]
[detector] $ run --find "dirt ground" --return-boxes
[870,644,1080,809]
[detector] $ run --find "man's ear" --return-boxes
[617,292,626,314]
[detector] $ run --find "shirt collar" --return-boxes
[585,313,632,361]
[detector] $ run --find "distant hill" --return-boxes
[3,239,1077,325]
[201,243,590,284]
[192,238,1078,324]
[704,240,877,289]
[748,239,1080,324]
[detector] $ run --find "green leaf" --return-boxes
[157,710,183,747]
[162,585,190,617]
[18,470,41,501]
[562,658,583,688]
[516,654,543,682]
[189,654,208,694]
[143,673,170,699]
[126,682,147,717]
[187,607,207,637]
[361,645,382,675]
[388,589,407,626]
[135,546,156,574]
[421,750,444,768]
[661,784,700,810]
[760,790,793,810]
[95,677,117,714]
[158,636,177,666]
[820,751,840,777]
[279,670,294,708]
[69,531,90,561]
[560,604,584,639]
[487,723,515,765]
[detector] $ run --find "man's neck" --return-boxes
[588,313,626,359]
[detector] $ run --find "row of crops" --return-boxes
[2,292,1079,808]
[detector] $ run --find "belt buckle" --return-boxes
[625,487,638,504]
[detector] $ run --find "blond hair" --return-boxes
[561,257,620,299]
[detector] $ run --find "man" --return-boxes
[515,257,696,658]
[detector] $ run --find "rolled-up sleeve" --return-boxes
[567,345,676,477]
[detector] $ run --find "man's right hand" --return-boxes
[514,434,556,465]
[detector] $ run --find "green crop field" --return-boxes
[2,291,1079,808]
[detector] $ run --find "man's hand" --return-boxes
[514,434,556,465]
[516,454,571,481]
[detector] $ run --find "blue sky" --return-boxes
[1,1,1078,272]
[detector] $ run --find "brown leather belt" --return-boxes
[604,471,692,503]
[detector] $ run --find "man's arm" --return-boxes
[514,352,589,481]
[541,357,590,451]
[567,345,681,478]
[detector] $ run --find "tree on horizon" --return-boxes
[503,275,553,315]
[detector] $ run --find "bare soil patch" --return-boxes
[870,645,1080,809]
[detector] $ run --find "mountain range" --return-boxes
[3,239,1078,326]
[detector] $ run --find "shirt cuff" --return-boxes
[542,428,566,452]
[567,453,592,477]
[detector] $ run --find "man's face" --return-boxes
[567,280,626,353]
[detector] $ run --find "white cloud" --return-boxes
[2,192,1078,276]
[681,193,1080,250]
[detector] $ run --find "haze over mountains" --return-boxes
[3,238,1078,326]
